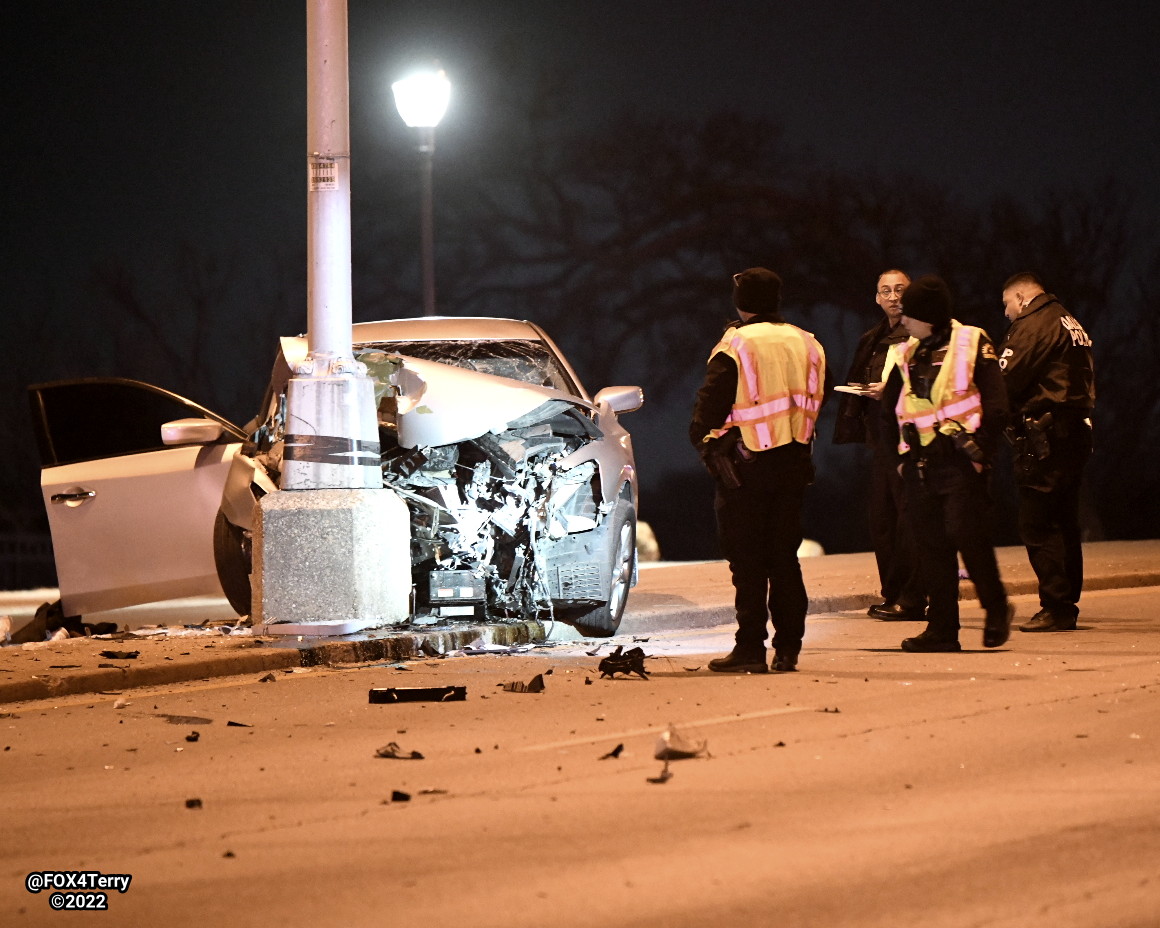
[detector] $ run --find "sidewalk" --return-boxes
[1,539,1157,704]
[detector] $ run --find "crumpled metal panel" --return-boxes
[363,352,586,449]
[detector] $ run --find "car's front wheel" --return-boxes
[214,511,252,617]
[559,497,635,637]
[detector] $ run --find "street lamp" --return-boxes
[392,68,451,317]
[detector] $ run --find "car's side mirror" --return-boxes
[593,386,643,414]
[161,417,225,445]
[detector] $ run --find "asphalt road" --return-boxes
[4,585,1159,927]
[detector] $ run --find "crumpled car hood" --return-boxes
[368,353,595,449]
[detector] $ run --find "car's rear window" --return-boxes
[355,339,576,393]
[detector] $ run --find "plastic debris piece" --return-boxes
[501,673,545,693]
[419,639,446,658]
[584,677,593,685]
[369,686,467,704]
[418,788,448,795]
[598,645,650,680]
[647,761,673,784]
[683,666,702,672]
[157,714,213,725]
[113,698,130,709]
[390,790,412,802]
[655,724,708,760]
[632,636,650,642]
[226,720,252,727]
[185,798,203,809]
[375,742,424,760]
[818,707,841,714]
[185,731,200,743]
[258,673,277,683]
[600,743,624,760]
[99,650,139,660]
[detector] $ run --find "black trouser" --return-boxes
[868,444,925,608]
[1015,421,1091,618]
[714,442,813,656]
[903,454,1008,640]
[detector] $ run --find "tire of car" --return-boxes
[214,511,253,617]
[560,496,636,637]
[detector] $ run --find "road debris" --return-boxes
[646,761,673,784]
[185,798,203,809]
[258,672,277,683]
[156,714,213,725]
[462,639,533,655]
[600,743,624,760]
[226,720,253,727]
[99,650,139,660]
[655,724,708,760]
[113,698,130,709]
[375,742,425,760]
[185,732,200,743]
[369,685,468,703]
[390,790,411,803]
[598,645,650,679]
[501,673,545,693]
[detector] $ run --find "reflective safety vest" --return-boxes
[893,320,983,453]
[706,322,826,451]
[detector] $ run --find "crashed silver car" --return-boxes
[30,317,643,635]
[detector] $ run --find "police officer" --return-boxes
[834,269,927,621]
[690,268,826,673]
[999,273,1095,632]
[880,275,1012,652]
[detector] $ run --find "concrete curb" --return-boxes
[2,540,1157,704]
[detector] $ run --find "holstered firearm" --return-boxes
[699,432,750,490]
[1006,411,1052,461]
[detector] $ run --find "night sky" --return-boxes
[9,0,1157,284]
[5,0,1158,559]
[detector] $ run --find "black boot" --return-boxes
[901,629,962,652]
[983,603,1014,648]
[708,648,768,674]
[771,650,799,673]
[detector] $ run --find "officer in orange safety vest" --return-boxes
[879,275,1013,653]
[690,267,827,674]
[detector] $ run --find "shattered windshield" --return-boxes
[355,339,577,394]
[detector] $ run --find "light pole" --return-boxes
[392,68,451,317]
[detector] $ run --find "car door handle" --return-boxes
[51,489,97,504]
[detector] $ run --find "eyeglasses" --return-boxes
[878,285,906,296]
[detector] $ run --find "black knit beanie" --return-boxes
[732,267,782,315]
[901,275,952,327]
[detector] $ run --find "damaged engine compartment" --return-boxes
[245,334,638,634]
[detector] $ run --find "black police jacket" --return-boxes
[998,293,1095,418]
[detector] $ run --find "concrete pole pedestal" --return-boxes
[254,488,411,635]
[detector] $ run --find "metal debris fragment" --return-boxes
[185,732,200,743]
[375,742,425,760]
[369,685,467,703]
[501,673,545,693]
[600,743,624,760]
[156,714,213,725]
[99,650,139,660]
[185,798,203,809]
[258,672,277,683]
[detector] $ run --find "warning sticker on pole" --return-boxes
[309,158,337,191]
